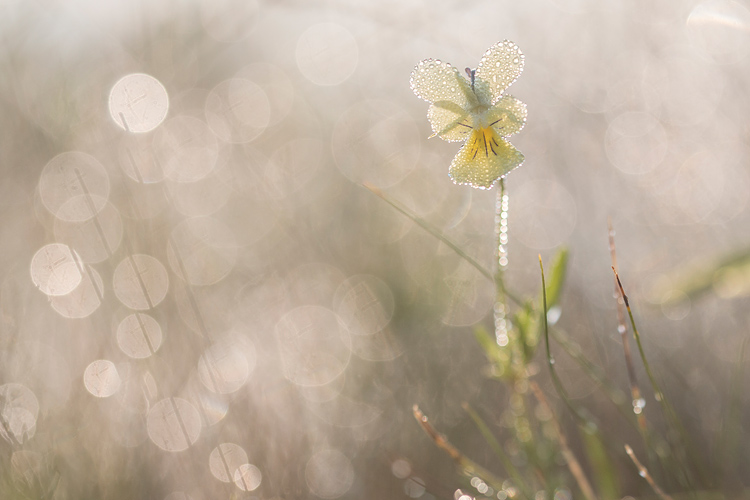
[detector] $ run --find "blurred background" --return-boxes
[1,0,749,498]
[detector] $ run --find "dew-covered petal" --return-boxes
[474,40,525,105]
[448,128,524,189]
[486,95,527,137]
[410,59,477,109]
[427,102,474,142]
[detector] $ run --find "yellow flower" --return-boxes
[410,40,527,189]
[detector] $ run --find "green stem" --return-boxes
[539,257,597,428]
[463,402,533,499]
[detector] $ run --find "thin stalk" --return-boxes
[364,182,523,307]
[529,381,598,500]
[539,256,597,428]
[462,402,533,499]
[612,268,709,489]
[412,405,508,494]
[625,445,674,500]
[607,221,648,433]
[494,179,511,344]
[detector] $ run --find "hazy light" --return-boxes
[237,63,294,126]
[208,442,248,483]
[205,78,270,143]
[116,313,163,358]
[264,138,325,201]
[109,73,169,133]
[118,134,165,183]
[234,463,262,491]
[50,266,103,318]
[113,254,169,310]
[605,112,667,175]
[296,22,359,86]
[165,164,232,217]
[53,198,122,263]
[286,262,347,307]
[147,398,202,452]
[197,339,253,394]
[512,180,577,250]
[405,476,426,498]
[391,458,411,479]
[305,449,355,499]
[0,383,39,444]
[39,152,110,222]
[334,274,394,336]
[440,263,496,327]
[200,0,259,42]
[153,116,219,183]
[164,493,194,500]
[166,216,237,286]
[687,0,750,63]
[332,100,420,187]
[276,306,351,387]
[30,243,82,296]
[83,360,121,398]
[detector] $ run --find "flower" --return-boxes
[410,40,527,189]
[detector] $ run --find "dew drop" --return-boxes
[632,398,646,414]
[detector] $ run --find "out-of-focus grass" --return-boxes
[1,1,750,499]
[389,186,749,498]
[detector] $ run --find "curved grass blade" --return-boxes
[364,182,523,307]
[462,402,533,499]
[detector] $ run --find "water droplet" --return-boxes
[549,358,555,365]
[617,324,627,334]
[547,306,562,325]
[632,398,646,414]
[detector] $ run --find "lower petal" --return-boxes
[448,128,524,189]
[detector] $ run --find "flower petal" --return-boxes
[486,95,527,137]
[449,128,524,189]
[410,59,477,109]
[474,40,525,105]
[427,102,474,142]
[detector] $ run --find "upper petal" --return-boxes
[474,40,525,105]
[410,59,477,109]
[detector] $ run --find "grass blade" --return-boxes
[412,405,508,494]
[365,182,523,307]
[462,402,533,499]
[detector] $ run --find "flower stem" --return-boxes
[494,179,511,346]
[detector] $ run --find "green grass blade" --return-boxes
[582,428,620,500]
[543,247,569,308]
[463,402,533,499]
[613,268,709,489]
